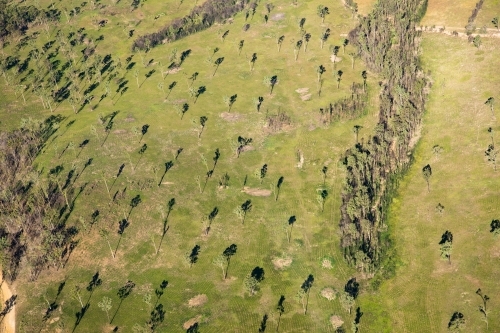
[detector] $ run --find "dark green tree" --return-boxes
[422,164,432,191]
[277,35,285,52]
[213,57,224,76]
[439,230,453,265]
[317,5,329,23]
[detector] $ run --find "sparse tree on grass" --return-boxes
[244,274,259,295]
[439,230,453,265]
[303,33,311,52]
[317,65,326,83]
[276,295,285,332]
[194,86,206,104]
[473,35,482,48]
[447,312,465,332]
[299,17,306,31]
[148,304,165,331]
[198,116,208,138]
[98,296,112,323]
[336,70,343,89]
[286,215,296,243]
[135,144,148,169]
[342,38,349,54]
[485,97,495,115]
[213,57,224,76]
[317,188,328,212]
[166,81,176,99]
[220,29,229,42]
[186,245,201,267]
[317,5,329,23]
[353,125,362,143]
[493,17,499,30]
[490,219,500,236]
[140,124,149,142]
[111,280,135,323]
[259,164,268,184]
[422,164,432,191]
[485,144,497,170]
[275,176,284,201]
[238,40,245,55]
[277,35,285,52]
[320,28,331,49]
[361,70,368,92]
[254,96,264,112]
[339,291,355,314]
[263,75,278,95]
[321,166,328,185]
[250,53,257,71]
[476,288,490,329]
[294,40,303,61]
[134,69,139,87]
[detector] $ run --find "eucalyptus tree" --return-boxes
[275,176,284,201]
[493,17,499,30]
[485,97,495,115]
[439,230,453,264]
[213,57,224,76]
[250,53,257,71]
[238,40,244,55]
[276,295,285,332]
[353,125,362,143]
[320,28,331,49]
[342,38,349,54]
[303,33,311,52]
[317,5,329,23]
[422,164,432,191]
[294,40,303,61]
[198,116,208,138]
[277,35,285,52]
[296,274,314,314]
[194,86,206,103]
[317,65,326,82]
[166,81,176,99]
[476,288,490,329]
[490,219,500,236]
[299,17,306,31]
[336,70,343,89]
[361,70,368,92]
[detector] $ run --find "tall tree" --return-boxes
[422,164,432,192]
[439,230,453,265]
[213,57,224,76]
[277,35,285,52]
[276,295,285,332]
[317,65,326,83]
[303,33,311,52]
[317,5,329,23]
[485,97,495,115]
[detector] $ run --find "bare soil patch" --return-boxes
[113,129,127,134]
[166,67,182,74]
[330,55,343,63]
[330,315,344,329]
[300,93,312,101]
[271,13,285,21]
[321,287,337,301]
[242,186,272,197]
[272,257,292,270]
[220,112,243,122]
[188,294,208,307]
[295,88,309,94]
[183,315,202,329]
[124,117,135,122]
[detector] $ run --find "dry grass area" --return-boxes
[421,0,477,27]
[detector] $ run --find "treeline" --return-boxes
[339,0,429,275]
[132,0,250,51]
[0,0,40,39]
[0,116,77,282]
[319,83,367,124]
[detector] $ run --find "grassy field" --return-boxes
[0,0,382,332]
[359,33,500,332]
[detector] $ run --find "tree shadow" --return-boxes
[110,280,135,324]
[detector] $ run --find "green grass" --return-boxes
[360,33,500,332]
[0,0,383,332]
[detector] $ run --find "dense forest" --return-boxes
[339,0,429,278]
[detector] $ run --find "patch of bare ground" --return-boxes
[166,67,182,74]
[300,94,312,101]
[242,186,272,197]
[183,315,201,329]
[123,116,135,122]
[0,271,15,333]
[188,294,207,307]
[321,287,337,301]
[113,129,126,134]
[330,55,343,63]
[295,88,309,94]
[220,112,243,122]
[330,315,344,329]
[321,258,333,269]
[272,257,292,270]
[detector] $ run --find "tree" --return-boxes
[317,5,329,23]
[342,38,349,54]
[303,33,311,52]
[224,94,237,112]
[99,229,115,258]
[166,81,176,99]
[259,164,268,184]
[353,125,362,143]
[238,40,244,55]
[473,35,482,48]
[320,28,331,49]
[317,188,328,212]
[244,274,259,295]
[297,274,314,314]
[493,17,499,30]
[286,216,296,243]
[439,230,453,265]
[263,75,278,95]
[194,86,206,103]
[112,280,135,323]
[485,144,497,170]
[198,116,207,138]
[447,312,465,331]
[476,288,490,329]
[276,295,285,332]
[299,17,306,30]
[361,70,368,92]
[336,70,343,89]
[129,194,142,219]
[294,40,303,61]
[115,219,130,257]
[254,96,264,112]
[213,57,224,76]
[277,35,285,52]
[235,200,252,224]
[98,296,112,323]
[158,161,174,186]
[186,244,200,267]
[339,291,355,314]
[422,164,432,191]
[148,304,165,331]
[490,219,500,236]
[140,124,149,142]
[485,97,495,115]
[317,65,326,82]
[250,53,257,71]
[220,29,229,42]
[275,176,284,201]
[237,136,252,157]
[180,103,189,119]
[258,314,268,332]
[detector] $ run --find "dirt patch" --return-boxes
[240,145,255,152]
[113,129,126,134]
[0,271,15,333]
[188,294,207,307]
[183,315,201,329]
[321,287,337,301]
[124,117,135,122]
[330,55,343,63]
[220,112,243,122]
[271,13,285,21]
[321,258,333,269]
[300,93,312,101]
[272,257,292,270]
[295,88,309,94]
[161,181,174,185]
[166,67,182,74]
[330,315,344,329]
[242,186,272,197]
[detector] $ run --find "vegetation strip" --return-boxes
[340,0,429,277]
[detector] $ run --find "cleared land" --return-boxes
[360,33,500,332]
